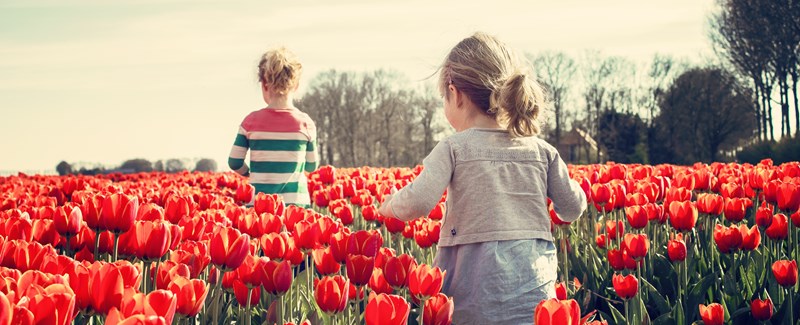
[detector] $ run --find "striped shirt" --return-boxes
[228,108,318,207]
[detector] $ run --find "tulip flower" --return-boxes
[755,202,774,228]
[751,297,773,320]
[136,220,172,261]
[346,255,375,287]
[100,194,138,234]
[368,268,393,295]
[254,193,285,217]
[534,298,580,325]
[16,283,76,325]
[347,230,382,257]
[668,201,697,232]
[622,233,649,260]
[383,254,418,289]
[612,273,638,300]
[739,224,761,251]
[384,217,406,234]
[0,291,10,325]
[554,281,568,300]
[209,227,250,271]
[364,293,410,325]
[168,276,209,317]
[312,247,341,276]
[698,303,724,325]
[234,183,254,205]
[607,249,625,271]
[53,206,83,237]
[765,213,789,240]
[118,290,177,325]
[772,260,798,287]
[667,235,687,262]
[314,275,349,315]
[153,261,191,290]
[408,264,445,300]
[713,224,742,254]
[259,260,293,295]
[697,193,723,215]
[624,206,648,229]
[232,280,260,307]
[723,197,751,222]
[423,293,454,325]
[777,182,800,211]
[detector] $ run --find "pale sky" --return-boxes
[0,0,717,173]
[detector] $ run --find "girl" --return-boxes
[228,47,319,207]
[379,32,587,324]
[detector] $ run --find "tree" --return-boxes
[651,67,756,164]
[596,111,648,163]
[530,52,577,146]
[194,158,218,172]
[153,160,164,172]
[165,159,186,173]
[119,159,153,173]
[55,161,73,176]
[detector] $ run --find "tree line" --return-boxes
[55,158,218,176]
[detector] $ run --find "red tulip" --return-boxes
[739,224,761,251]
[383,254,418,289]
[555,282,567,300]
[347,230,382,257]
[364,293,410,325]
[591,183,612,206]
[698,303,724,325]
[259,260,293,295]
[53,206,83,237]
[163,195,190,224]
[776,182,800,211]
[119,290,177,325]
[664,187,692,207]
[167,276,209,317]
[232,280,260,307]
[315,275,349,314]
[772,260,798,287]
[792,209,800,227]
[136,220,172,261]
[384,217,406,234]
[254,193,285,217]
[605,220,624,240]
[170,241,210,279]
[408,264,445,300]
[612,273,638,300]
[765,213,789,240]
[723,197,751,222]
[423,293,454,325]
[622,233,649,260]
[668,201,697,232]
[751,297,773,320]
[346,255,375,287]
[100,194,138,234]
[534,298,580,325]
[16,283,76,325]
[697,193,724,215]
[293,219,322,252]
[595,234,607,249]
[209,227,250,271]
[428,203,445,220]
[624,206,648,229]
[755,202,774,228]
[0,291,10,325]
[608,249,625,271]
[667,234,687,262]
[234,183,254,205]
[154,261,190,290]
[368,268,393,295]
[312,247,341,276]
[713,224,742,254]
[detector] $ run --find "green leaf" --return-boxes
[673,299,686,325]
[652,313,675,325]
[642,278,672,316]
[607,300,627,325]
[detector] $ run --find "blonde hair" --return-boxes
[258,47,302,95]
[439,32,548,137]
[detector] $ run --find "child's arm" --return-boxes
[380,140,453,222]
[304,123,319,173]
[228,126,250,176]
[547,151,587,222]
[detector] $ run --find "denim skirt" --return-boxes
[435,239,558,325]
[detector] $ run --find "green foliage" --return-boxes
[737,136,800,165]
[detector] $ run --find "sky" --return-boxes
[0,0,717,173]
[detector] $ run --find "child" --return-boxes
[228,47,319,207]
[379,32,587,324]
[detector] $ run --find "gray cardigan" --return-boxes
[388,128,586,247]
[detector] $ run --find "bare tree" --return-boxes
[530,52,577,145]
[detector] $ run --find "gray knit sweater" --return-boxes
[389,128,587,247]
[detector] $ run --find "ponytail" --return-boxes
[496,72,544,138]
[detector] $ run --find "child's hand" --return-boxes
[378,188,397,218]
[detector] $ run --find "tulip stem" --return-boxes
[418,297,426,325]
[93,229,101,260]
[112,232,120,261]
[153,259,162,292]
[788,287,793,325]
[142,262,150,294]
[624,299,630,323]
[246,288,253,325]
[64,234,71,257]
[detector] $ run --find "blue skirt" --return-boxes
[435,239,558,325]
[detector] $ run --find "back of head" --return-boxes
[439,32,548,138]
[258,47,303,95]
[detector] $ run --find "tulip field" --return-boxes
[0,160,798,324]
